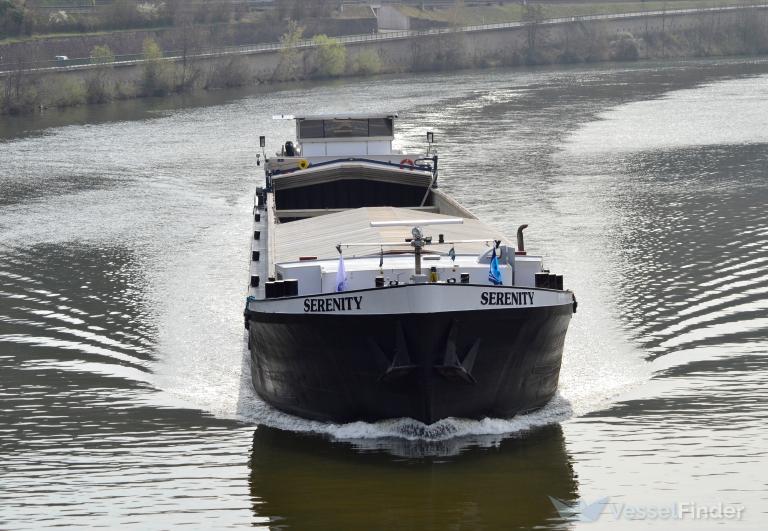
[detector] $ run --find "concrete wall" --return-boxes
[358,7,767,71]
[350,7,767,70]
[376,6,411,31]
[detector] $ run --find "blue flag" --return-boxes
[336,253,348,292]
[488,246,502,285]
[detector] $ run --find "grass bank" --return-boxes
[400,0,762,25]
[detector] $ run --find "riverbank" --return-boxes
[3,5,768,116]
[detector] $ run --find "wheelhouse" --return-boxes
[264,113,441,223]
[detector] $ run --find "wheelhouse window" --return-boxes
[298,118,394,139]
[368,118,393,137]
[299,120,325,139]
[324,119,369,138]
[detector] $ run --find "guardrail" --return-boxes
[31,0,273,13]
[2,3,767,74]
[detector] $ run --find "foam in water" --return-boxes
[235,365,574,443]
[231,340,648,450]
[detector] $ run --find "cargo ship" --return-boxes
[244,113,576,424]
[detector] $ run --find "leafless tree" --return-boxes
[523,4,545,64]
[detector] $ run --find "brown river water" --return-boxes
[1,57,767,529]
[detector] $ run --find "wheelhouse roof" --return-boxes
[294,113,398,121]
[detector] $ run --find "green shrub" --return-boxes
[85,73,114,103]
[90,45,115,65]
[350,49,382,75]
[273,21,304,81]
[1,79,39,114]
[114,80,138,99]
[85,45,116,103]
[141,38,173,95]
[311,34,347,78]
[47,77,86,108]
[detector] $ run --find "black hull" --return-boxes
[247,304,572,424]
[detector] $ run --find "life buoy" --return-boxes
[298,159,310,170]
[400,158,414,169]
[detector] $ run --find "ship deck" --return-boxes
[272,206,508,263]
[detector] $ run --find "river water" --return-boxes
[1,57,766,530]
